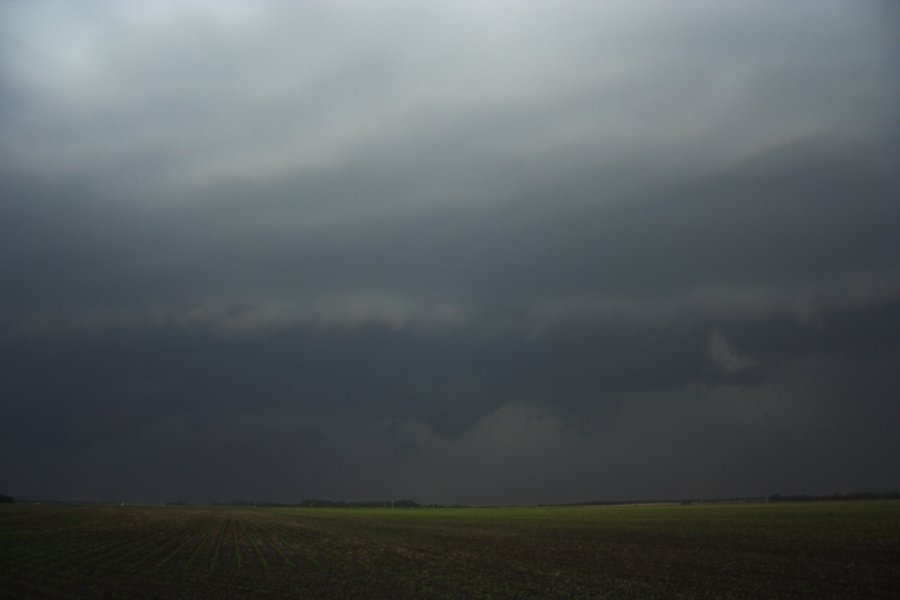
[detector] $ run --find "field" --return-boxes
[1,501,898,599]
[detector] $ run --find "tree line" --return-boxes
[213,499,421,509]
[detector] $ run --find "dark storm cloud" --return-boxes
[1,1,898,504]
[2,135,896,326]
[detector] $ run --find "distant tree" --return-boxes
[0,494,14,503]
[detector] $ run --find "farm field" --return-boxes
[1,501,898,599]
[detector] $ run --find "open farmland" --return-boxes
[1,501,898,599]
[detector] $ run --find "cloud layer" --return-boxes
[1,1,898,504]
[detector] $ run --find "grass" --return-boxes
[0,501,898,599]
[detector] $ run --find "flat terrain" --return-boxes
[1,501,898,599]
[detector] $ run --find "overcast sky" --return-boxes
[1,1,898,505]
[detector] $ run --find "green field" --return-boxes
[1,501,898,599]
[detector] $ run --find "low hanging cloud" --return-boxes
[707,330,758,374]
[1,0,898,504]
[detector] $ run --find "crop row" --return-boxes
[2,501,899,599]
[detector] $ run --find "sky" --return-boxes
[1,1,898,506]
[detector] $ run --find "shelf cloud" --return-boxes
[1,1,898,505]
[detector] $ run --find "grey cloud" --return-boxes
[707,330,758,374]
[1,0,898,503]
[4,299,897,452]
[2,135,895,333]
